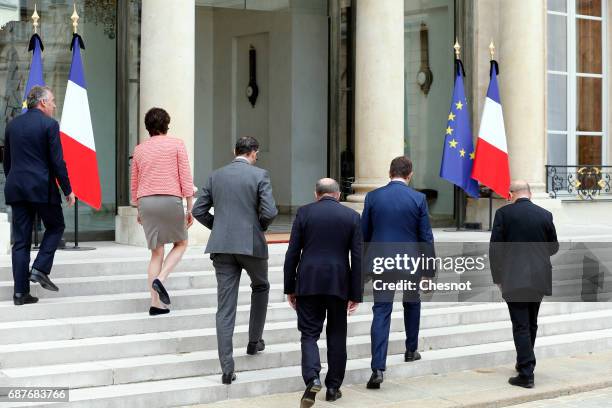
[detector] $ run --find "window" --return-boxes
[547,0,607,166]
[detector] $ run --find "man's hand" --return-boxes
[66,192,76,207]
[287,293,297,310]
[347,301,359,315]
[496,283,502,291]
[137,213,142,225]
[185,212,194,229]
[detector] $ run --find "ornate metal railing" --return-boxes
[546,165,612,200]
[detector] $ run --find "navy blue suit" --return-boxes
[361,181,434,371]
[284,196,362,388]
[3,108,71,294]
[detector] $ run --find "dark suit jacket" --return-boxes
[361,181,435,278]
[490,198,559,298]
[192,158,278,259]
[284,196,363,302]
[3,109,71,205]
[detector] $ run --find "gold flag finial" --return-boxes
[71,3,79,34]
[489,40,496,60]
[32,4,40,34]
[454,38,461,59]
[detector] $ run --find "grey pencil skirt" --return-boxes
[139,195,187,250]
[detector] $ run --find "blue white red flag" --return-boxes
[472,61,511,198]
[59,34,101,209]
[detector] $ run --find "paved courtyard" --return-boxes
[189,350,612,408]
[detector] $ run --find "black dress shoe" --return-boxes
[508,375,534,388]
[300,377,322,408]
[366,369,384,389]
[149,306,170,316]
[152,279,171,305]
[325,388,342,402]
[405,351,422,362]
[30,268,58,292]
[246,339,265,355]
[221,372,236,384]
[13,293,39,306]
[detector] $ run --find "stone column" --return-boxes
[116,0,199,246]
[346,0,404,203]
[498,0,546,194]
[139,0,195,168]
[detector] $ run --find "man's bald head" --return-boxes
[315,178,340,200]
[510,180,531,202]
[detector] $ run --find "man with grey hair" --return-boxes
[284,178,362,407]
[3,85,75,305]
[490,179,558,388]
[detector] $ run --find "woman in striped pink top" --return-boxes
[130,108,194,316]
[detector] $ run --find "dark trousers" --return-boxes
[296,295,348,389]
[370,301,420,371]
[507,301,541,379]
[11,202,65,295]
[212,253,269,374]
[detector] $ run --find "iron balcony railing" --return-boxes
[546,165,612,200]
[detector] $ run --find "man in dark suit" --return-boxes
[193,136,278,385]
[490,180,558,388]
[284,178,362,408]
[3,86,75,305]
[361,156,434,389]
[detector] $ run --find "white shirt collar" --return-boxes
[391,178,408,184]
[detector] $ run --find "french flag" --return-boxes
[472,61,511,199]
[59,34,101,210]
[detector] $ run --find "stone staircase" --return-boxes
[1,248,612,407]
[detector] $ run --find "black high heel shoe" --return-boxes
[149,306,170,316]
[152,278,171,305]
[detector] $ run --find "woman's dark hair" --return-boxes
[144,108,170,136]
[389,156,413,178]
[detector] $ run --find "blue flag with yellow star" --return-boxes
[439,60,479,198]
[22,34,45,113]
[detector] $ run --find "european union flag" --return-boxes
[439,60,479,198]
[22,34,45,113]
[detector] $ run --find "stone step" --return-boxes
[0,303,607,370]
[0,285,459,323]
[3,307,612,389]
[0,267,291,300]
[0,301,605,347]
[0,282,289,307]
[0,288,279,323]
[19,326,612,408]
[0,253,288,280]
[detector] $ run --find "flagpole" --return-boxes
[29,5,42,251]
[61,4,95,252]
[487,40,495,232]
[455,39,465,231]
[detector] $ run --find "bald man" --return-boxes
[490,180,558,389]
[284,178,362,407]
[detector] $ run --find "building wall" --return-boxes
[194,7,214,189]
[194,6,327,209]
[466,0,612,228]
[211,8,293,206]
[290,11,328,205]
[81,21,117,211]
[404,0,454,217]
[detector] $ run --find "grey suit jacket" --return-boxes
[193,158,278,259]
